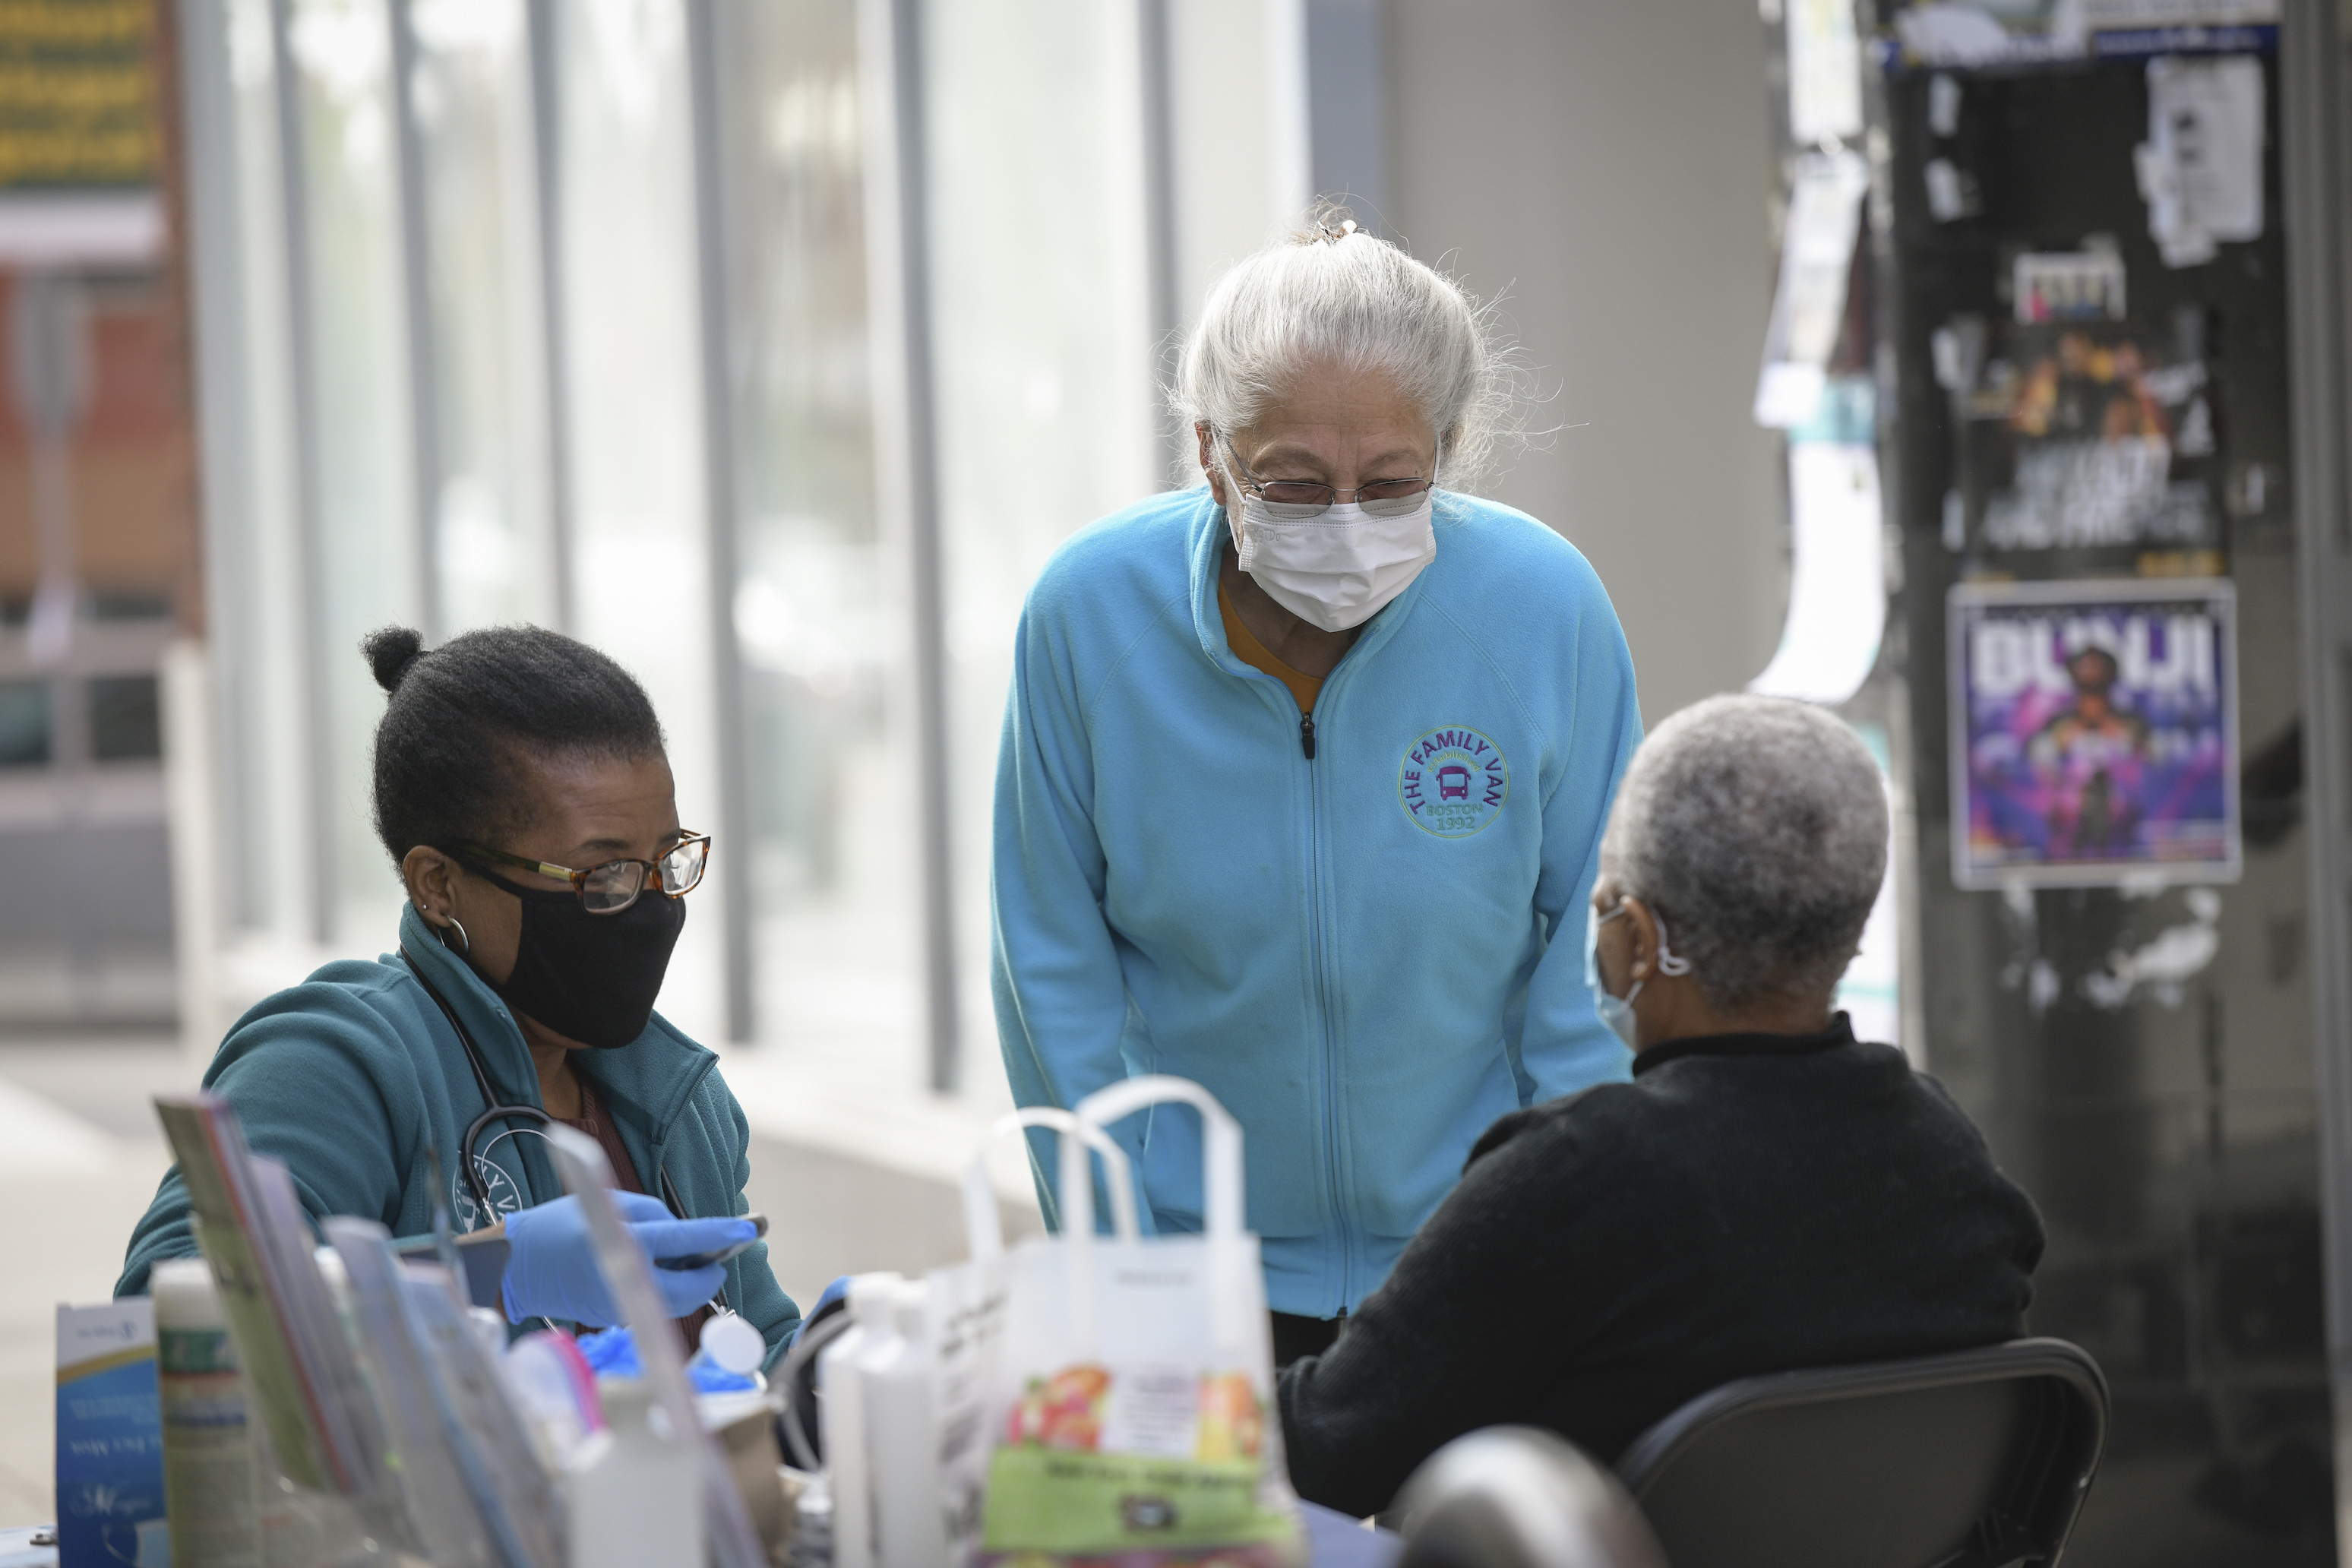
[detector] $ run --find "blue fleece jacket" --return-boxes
[118,903,801,1366]
[991,486,1643,1317]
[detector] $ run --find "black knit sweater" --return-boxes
[1277,1016,2044,1519]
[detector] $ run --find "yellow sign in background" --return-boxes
[0,0,156,190]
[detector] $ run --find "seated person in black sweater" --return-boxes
[1279,694,2044,1518]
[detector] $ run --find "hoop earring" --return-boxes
[441,916,471,956]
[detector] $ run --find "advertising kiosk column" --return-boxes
[1870,1,2352,1560]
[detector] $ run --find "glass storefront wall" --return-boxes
[545,0,728,1045]
[204,0,378,954]
[709,0,923,1080]
[922,0,1162,1071]
[283,0,424,947]
[183,0,1212,1086]
[407,0,560,637]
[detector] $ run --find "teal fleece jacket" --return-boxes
[992,486,1643,1319]
[118,903,801,1366]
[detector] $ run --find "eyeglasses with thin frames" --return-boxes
[1216,430,1436,518]
[451,833,711,915]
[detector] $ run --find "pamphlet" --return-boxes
[321,1219,503,1568]
[153,1095,386,1498]
[540,1125,767,1568]
[399,1265,567,1568]
[55,1301,166,1568]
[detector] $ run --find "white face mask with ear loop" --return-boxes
[1587,899,1694,1051]
[1220,443,1440,634]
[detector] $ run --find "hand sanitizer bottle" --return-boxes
[819,1275,903,1568]
[865,1283,947,1568]
[565,1379,700,1568]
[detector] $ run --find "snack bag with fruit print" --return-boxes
[978,1076,1304,1566]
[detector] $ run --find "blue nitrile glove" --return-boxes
[575,1326,641,1378]
[575,1327,756,1393]
[786,1275,853,1347]
[499,1192,752,1326]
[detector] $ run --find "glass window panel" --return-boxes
[710,0,920,1067]
[89,675,163,762]
[409,0,559,632]
[920,0,1159,1070]
[0,681,51,766]
[287,0,422,938]
[553,0,725,1042]
[220,0,318,937]
[1167,0,1309,427]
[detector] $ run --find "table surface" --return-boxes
[0,1510,1392,1567]
[1301,1500,1402,1568]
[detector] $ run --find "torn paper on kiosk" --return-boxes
[2135,55,2264,267]
[1786,0,1864,147]
[1754,151,1869,428]
[1750,378,1885,707]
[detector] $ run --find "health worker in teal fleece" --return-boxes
[992,214,1644,1364]
[119,626,799,1366]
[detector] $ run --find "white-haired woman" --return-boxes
[1277,695,2045,1517]
[991,215,1643,1364]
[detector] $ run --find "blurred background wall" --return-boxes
[1387,0,1788,725]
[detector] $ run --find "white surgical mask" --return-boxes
[1226,481,1437,634]
[1586,900,1693,1052]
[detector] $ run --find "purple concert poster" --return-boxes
[1948,577,2240,889]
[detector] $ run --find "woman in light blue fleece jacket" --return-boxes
[992,213,1644,1364]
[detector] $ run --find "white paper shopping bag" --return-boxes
[922,1108,1136,1567]
[978,1076,1304,1566]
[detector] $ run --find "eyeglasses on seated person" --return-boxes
[448,833,711,914]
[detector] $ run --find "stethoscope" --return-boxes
[397,944,689,1225]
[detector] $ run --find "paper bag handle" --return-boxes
[1074,1076,1253,1354]
[1073,1076,1244,1242]
[965,1107,1140,1259]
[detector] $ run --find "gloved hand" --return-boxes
[500,1191,754,1326]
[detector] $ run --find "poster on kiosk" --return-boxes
[1948,577,2240,888]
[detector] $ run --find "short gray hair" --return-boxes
[1171,208,1516,488]
[1601,695,1888,1012]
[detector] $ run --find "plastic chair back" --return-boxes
[1615,1338,2107,1568]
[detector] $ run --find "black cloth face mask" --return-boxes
[460,865,687,1048]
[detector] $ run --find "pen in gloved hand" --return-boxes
[497,1192,758,1326]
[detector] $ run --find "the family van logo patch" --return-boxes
[1400,726,1507,837]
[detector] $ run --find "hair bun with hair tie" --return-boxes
[362,626,428,695]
